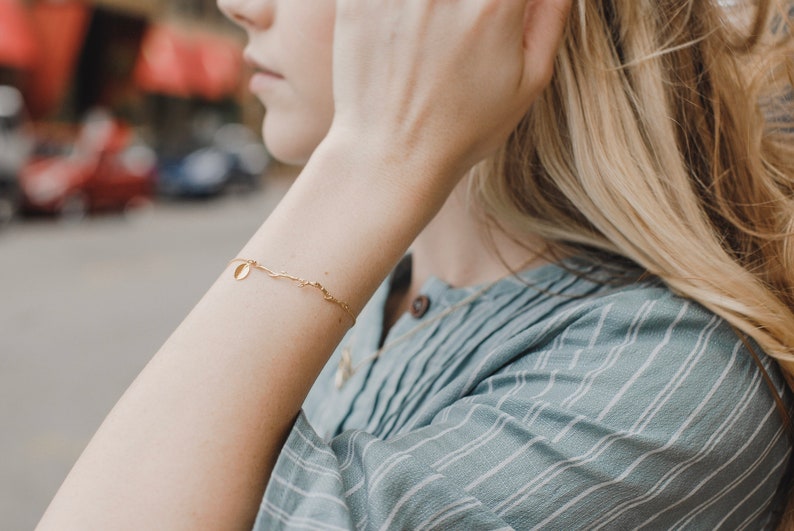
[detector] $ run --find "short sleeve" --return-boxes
[257,411,517,530]
[253,297,791,530]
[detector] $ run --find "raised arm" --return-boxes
[37,1,571,529]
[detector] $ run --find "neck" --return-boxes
[410,181,548,292]
[382,179,549,332]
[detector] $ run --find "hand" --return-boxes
[329,0,571,193]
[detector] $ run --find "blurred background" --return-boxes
[0,0,298,528]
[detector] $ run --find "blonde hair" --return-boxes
[475,1,794,520]
[476,0,794,377]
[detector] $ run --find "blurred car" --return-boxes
[0,86,32,226]
[20,110,156,219]
[156,123,269,198]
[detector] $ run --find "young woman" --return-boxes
[38,0,794,529]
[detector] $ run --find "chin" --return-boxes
[261,115,327,166]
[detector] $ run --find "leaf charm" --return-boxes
[335,348,354,389]
[234,262,252,280]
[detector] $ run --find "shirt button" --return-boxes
[410,295,431,318]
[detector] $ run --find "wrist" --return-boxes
[314,125,468,209]
[242,135,453,314]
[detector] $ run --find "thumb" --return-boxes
[522,0,572,89]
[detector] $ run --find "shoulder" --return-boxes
[513,273,741,360]
[481,272,790,439]
[480,271,790,425]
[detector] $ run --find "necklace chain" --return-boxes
[335,277,503,389]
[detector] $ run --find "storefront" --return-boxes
[1,0,255,161]
[1,0,245,114]
[0,0,40,87]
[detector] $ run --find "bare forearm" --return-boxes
[37,0,571,525]
[36,139,451,531]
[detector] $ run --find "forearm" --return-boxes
[37,139,451,531]
[37,0,572,524]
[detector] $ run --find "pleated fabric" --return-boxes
[254,257,791,530]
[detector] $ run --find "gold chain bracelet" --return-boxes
[228,259,356,326]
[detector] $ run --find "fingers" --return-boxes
[522,0,573,89]
[329,0,573,178]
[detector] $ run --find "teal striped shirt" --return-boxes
[254,256,791,529]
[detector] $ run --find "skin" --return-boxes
[230,0,552,318]
[233,0,336,165]
[36,1,572,529]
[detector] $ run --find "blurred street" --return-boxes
[0,167,294,530]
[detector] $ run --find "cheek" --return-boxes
[261,101,332,165]
[263,8,335,164]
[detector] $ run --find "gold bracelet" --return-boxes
[228,259,356,326]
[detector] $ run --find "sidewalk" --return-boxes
[0,164,296,529]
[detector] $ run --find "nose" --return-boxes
[217,0,274,31]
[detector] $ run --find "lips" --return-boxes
[243,52,284,80]
[244,52,285,94]
[254,66,284,79]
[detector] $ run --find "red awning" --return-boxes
[193,35,243,101]
[134,25,243,100]
[134,25,196,98]
[0,0,39,69]
[26,1,90,118]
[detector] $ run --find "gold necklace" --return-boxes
[335,277,504,389]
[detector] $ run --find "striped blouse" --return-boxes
[253,256,792,530]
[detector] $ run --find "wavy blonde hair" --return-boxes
[477,0,794,377]
[475,0,794,521]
